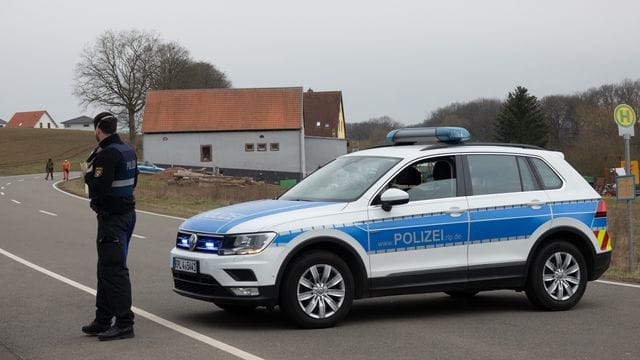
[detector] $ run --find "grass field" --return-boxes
[0,128,96,176]
[59,174,284,219]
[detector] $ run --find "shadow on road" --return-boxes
[174,291,549,330]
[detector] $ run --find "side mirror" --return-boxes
[380,188,410,211]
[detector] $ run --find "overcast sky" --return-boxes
[2,0,640,125]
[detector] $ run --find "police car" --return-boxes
[170,127,611,328]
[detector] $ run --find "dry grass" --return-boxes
[0,128,97,176]
[60,173,284,218]
[602,199,640,282]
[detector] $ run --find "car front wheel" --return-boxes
[280,250,354,328]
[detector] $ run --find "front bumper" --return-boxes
[172,270,278,306]
[591,251,612,280]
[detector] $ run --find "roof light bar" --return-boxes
[386,127,471,144]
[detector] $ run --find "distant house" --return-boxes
[7,110,58,129]
[61,116,93,131]
[0,118,6,128]
[142,87,347,182]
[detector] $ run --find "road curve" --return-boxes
[1,173,639,360]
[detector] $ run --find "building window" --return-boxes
[324,123,330,128]
[200,145,212,162]
[39,123,43,128]
[270,143,280,151]
[245,143,255,152]
[83,124,90,128]
[47,123,51,128]
[257,143,267,152]
[316,121,321,127]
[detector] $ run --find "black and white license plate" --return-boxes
[173,257,199,274]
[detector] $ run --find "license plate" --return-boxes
[173,257,199,274]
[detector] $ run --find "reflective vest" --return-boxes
[104,142,137,198]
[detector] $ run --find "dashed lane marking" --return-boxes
[38,210,58,217]
[0,247,265,360]
[11,200,21,204]
[6,183,11,186]
[132,234,146,239]
[1,192,4,196]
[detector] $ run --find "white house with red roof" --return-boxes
[142,87,347,182]
[6,111,58,129]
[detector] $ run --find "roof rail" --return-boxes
[422,142,545,151]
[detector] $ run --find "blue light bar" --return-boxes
[386,127,471,144]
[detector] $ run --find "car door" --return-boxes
[367,155,470,292]
[464,154,553,284]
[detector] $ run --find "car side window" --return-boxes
[530,157,563,189]
[467,155,521,195]
[390,156,457,201]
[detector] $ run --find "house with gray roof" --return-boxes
[61,116,93,131]
[0,118,6,127]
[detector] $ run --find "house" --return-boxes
[61,115,94,131]
[6,110,58,129]
[0,118,6,128]
[142,87,348,182]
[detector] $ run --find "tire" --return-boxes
[213,302,257,312]
[280,250,354,328]
[525,241,587,311]
[445,291,479,298]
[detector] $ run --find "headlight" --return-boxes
[219,232,277,255]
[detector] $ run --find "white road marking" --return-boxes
[132,234,146,239]
[6,182,11,185]
[53,180,187,221]
[38,210,58,217]
[0,247,265,360]
[11,199,21,204]
[1,186,4,190]
[1,192,4,196]
[596,279,640,289]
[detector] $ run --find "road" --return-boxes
[1,173,639,360]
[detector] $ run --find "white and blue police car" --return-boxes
[170,127,611,328]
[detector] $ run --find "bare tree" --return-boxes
[152,42,191,89]
[74,29,160,145]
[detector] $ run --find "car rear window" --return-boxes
[530,157,563,190]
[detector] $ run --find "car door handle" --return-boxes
[447,207,467,217]
[527,200,546,209]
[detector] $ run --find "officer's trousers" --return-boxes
[95,210,136,328]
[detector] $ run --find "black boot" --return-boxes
[97,325,134,341]
[82,321,111,336]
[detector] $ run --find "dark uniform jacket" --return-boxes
[85,134,138,215]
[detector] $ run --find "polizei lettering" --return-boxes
[394,229,444,246]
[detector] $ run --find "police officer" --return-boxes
[81,112,138,341]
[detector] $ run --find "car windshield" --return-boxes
[280,156,401,202]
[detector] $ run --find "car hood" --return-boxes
[179,199,339,234]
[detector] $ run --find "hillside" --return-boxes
[0,128,97,176]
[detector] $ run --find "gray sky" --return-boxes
[2,0,640,125]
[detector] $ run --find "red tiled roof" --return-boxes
[7,110,50,128]
[303,91,343,137]
[142,87,303,133]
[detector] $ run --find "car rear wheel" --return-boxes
[525,241,587,311]
[280,250,354,328]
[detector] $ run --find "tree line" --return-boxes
[348,79,640,178]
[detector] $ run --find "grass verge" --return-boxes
[59,174,283,219]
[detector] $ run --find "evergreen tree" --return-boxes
[494,86,548,147]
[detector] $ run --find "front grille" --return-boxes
[172,271,226,297]
[176,232,223,253]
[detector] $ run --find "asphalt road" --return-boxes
[1,173,639,360]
